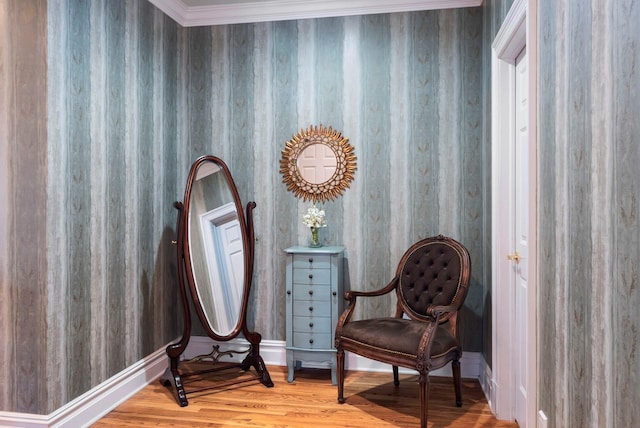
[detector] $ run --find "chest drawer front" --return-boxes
[293,315,332,333]
[292,300,331,317]
[293,332,331,349]
[292,284,331,301]
[292,254,331,270]
[292,267,331,285]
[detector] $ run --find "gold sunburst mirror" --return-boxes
[280,125,357,203]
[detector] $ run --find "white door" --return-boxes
[219,219,244,314]
[513,46,529,427]
[200,203,244,335]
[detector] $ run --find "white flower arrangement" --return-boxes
[302,205,327,229]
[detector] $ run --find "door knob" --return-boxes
[507,252,521,264]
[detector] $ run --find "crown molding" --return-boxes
[148,0,483,27]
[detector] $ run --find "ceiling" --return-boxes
[148,0,483,27]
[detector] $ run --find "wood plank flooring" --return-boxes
[93,365,518,427]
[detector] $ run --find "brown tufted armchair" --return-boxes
[334,235,471,428]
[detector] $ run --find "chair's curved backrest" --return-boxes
[396,235,471,323]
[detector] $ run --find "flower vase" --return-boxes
[309,227,321,248]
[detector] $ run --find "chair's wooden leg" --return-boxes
[393,365,399,386]
[337,348,345,404]
[419,373,429,428]
[452,359,462,406]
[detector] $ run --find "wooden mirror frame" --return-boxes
[161,155,273,407]
[280,125,357,203]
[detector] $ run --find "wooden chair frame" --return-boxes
[334,235,471,428]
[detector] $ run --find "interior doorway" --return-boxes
[490,0,538,426]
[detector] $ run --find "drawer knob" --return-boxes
[309,322,314,328]
[332,291,337,296]
[308,290,313,295]
[308,306,313,312]
[309,339,314,344]
[308,274,313,279]
[287,290,291,295]
[308,257,313,263]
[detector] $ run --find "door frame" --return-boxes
[490,0,538,425]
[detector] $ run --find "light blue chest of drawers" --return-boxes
[284,246,344,384]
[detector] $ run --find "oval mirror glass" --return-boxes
[187,159,245,337]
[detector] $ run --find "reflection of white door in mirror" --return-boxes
[200,202,243,336]
[297,143,337,184]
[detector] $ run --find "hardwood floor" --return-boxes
[93,365,518,427]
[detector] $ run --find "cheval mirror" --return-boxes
[161,155,273,406]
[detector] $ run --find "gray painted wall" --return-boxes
[0,0,488,417]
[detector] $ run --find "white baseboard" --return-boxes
[0,346,168,428]
[0,337,490,428]
[0,412,48,428]
[480,359,495,412]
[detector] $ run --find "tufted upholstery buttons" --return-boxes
[398,241,463,316]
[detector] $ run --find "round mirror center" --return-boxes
[297,143,337,184]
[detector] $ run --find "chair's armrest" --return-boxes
[416,305,461,359]
[343,276,399,303]
[426,304,457,319]
[336,277,399,340]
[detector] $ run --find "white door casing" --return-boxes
[491,0,538,425]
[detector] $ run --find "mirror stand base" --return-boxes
[159,365,188,407]
[241,352,274,388]
[159,349,274,407]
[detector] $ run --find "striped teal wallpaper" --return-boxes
[45,0,181,413]
[0,0,48,414]
[1,0,488,416]
[175,9,487,350]
[537,0,640,427]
